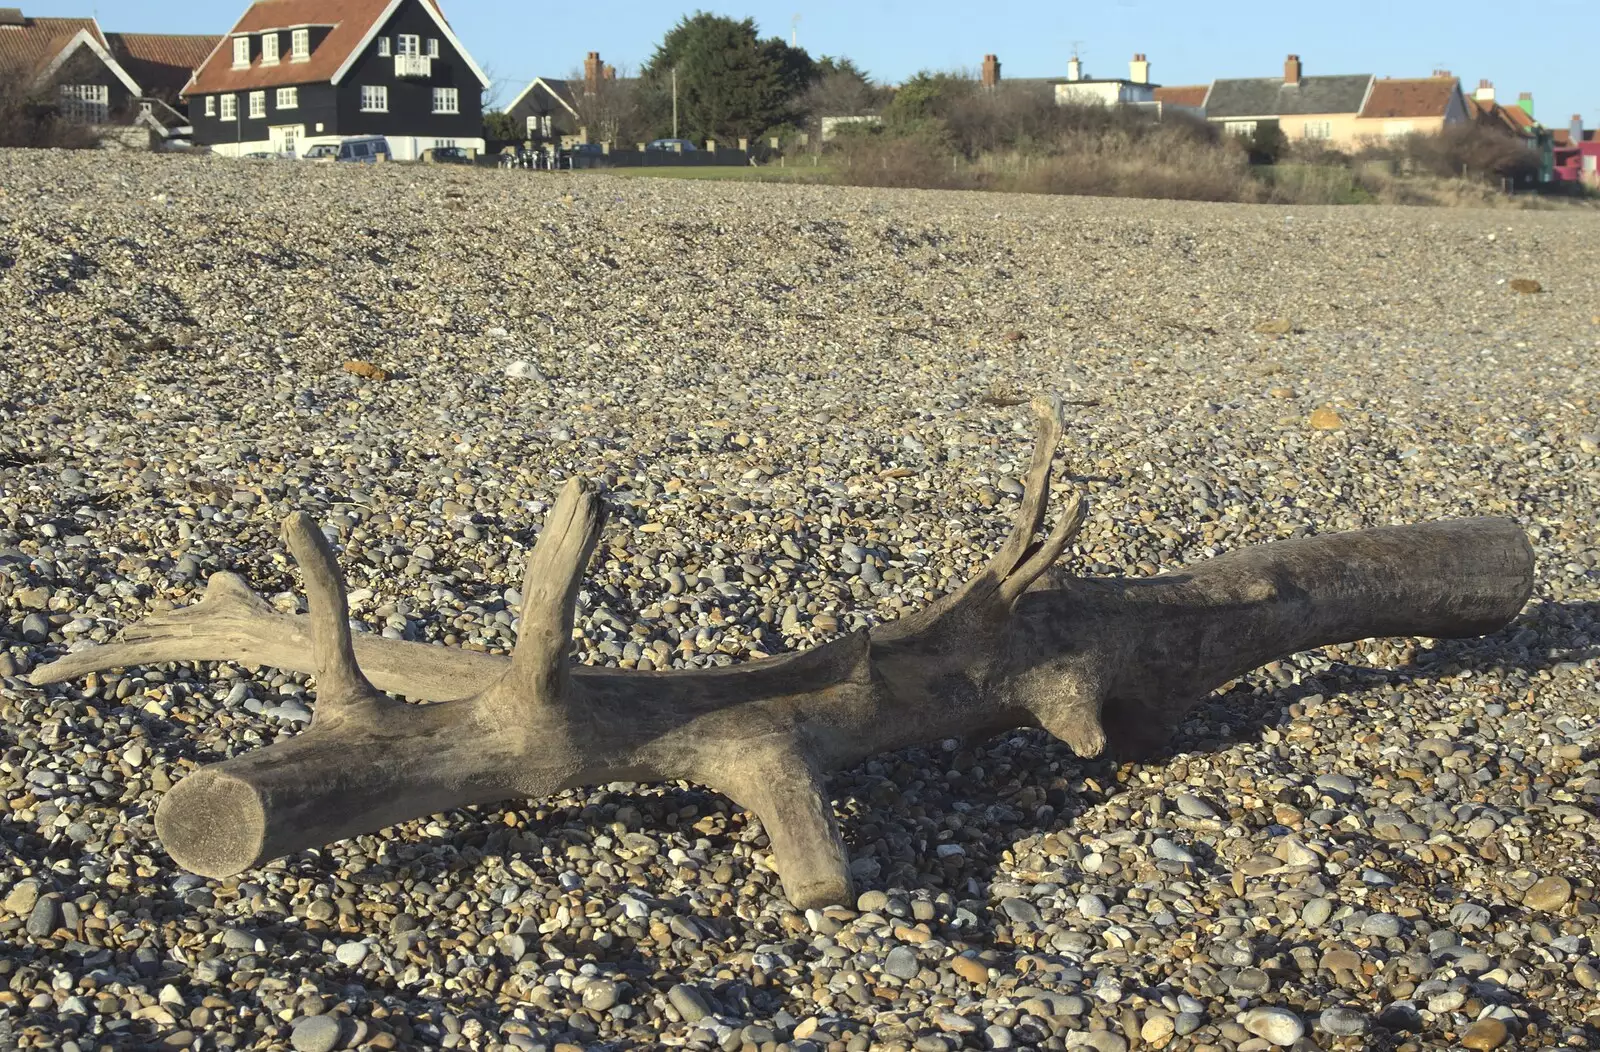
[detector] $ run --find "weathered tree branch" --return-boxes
[31,398,1536,908]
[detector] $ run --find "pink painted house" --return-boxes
[1552,114,1599,186]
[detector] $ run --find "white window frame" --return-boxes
[397,34,420,57]
[261,33,279,65]
[1302,120,1332,140]
[360,85,388,112]
[248,91,266,119]
[377,36,391,57]
[276,87,298,110]
[231,36,250,69]
[291,28,310,61]
[432,87,458,114]
[1224,120,1258,137]
[204,95,215,116]
[58,84,109,123]
[426,38,439,58]
[219,93,237,121]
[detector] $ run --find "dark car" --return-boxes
[429,146,471,165]
[646,138,697,153]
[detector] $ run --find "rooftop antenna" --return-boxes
[791,13,801,48]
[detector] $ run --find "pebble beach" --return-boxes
[1,151,1598,1051]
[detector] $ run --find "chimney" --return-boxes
[584,51,602,95]
[1129,52,1149,85]
[1574,114,1585,143]
[1067,55,1082,82]
[603,63,615,81]
[1431,68,1451,78]
[1517,91,1533,118]
[1284,54,1302,86]
[981,53,1000,89]
[1474,78,1494,103]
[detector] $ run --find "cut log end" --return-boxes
[154,769,267,879]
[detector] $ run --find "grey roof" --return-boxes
[1205,74,1372,118]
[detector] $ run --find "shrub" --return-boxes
[0,74,100,148]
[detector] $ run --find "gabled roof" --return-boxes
[0,14,105,81]
[506,75,580,118]
[1359,77,1459,120]
[1154,84,1208,108]
[1205,74,1372,119]
[185,0,485,97]
[106,33,221,97]
[1465,95,1539,136]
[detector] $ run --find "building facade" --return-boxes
[184,0,488,159]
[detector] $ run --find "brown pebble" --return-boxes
[1459,1018,1508,1049]
[342,360,389,380]
[949,955,989,986]
[1310,406,1344,430]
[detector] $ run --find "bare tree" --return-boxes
[35,397,1534,909]
[565,63,644,146]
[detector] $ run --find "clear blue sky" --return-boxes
[37,0,1599,125]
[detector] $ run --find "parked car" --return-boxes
[646,138,697,153]
[302,136,393,163]
[427,146,472,165]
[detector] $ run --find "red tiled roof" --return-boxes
[1466,95,1541,137]
[1154,84,1207,108]
[1359,77,1458,119]
[0,15,105,81]
[106,33,221,96]
[186,0,394,95]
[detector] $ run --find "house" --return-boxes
[505,51,632,145]
[975,51,1201,120]
[1054,53,1158,108]
[0,7,216,140]
[1205,54,1373,145]
[1553,114,1598,186]
[1466,84,1555,182]
[183,0,488,160]
[1351,72,1468,140]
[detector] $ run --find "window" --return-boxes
[425,38,439,58]
[397,34,419,56]
[58,84,109,123]
[360,85,388,112]
[248,91,265,119]
[262,33,279,64]
[432,87,458,114]
[231,36,250,68]
[1224,120,1258,137]
[219,93,237,121]
[291,28,309,61]
[377,36,391,57]
[276,86,298,110]
[204,95,215,116]
[1302,120,1332,140]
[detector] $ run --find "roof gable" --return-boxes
[0,14,104,81]
[1206,74,1372,118]
[185,0,484,96]
[37,27,141,95]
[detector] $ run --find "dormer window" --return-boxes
[261,33,279,64]
[377,36,391,57]
[231,36,250,68]
[291,28,309,61]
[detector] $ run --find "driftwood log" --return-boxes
[32,397,1535,909]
